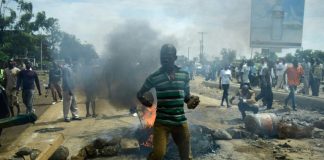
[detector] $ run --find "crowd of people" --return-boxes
[217,57,323,119]
[0,58,97,123]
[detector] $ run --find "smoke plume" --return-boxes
[103,20,173,108]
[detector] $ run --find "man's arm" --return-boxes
[247,91,256,104]
[184,73,191,103]
[16,71,22,91]
[137,76,154,107]
[34,72,41,95]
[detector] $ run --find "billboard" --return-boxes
[250,0,305,48]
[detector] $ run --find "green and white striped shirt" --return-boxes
[138,66,190,125]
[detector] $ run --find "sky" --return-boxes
[30,0,324,59]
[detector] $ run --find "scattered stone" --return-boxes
[71,155,85,160]
[313,128,324,138]
[120,138,140,152]
[278,121,313,139]
[99,145,119,157]
[30,149,41,160]
[16,147,32,156]
[278,143,292,148]
[107,137,121,146]
[313,120,324,130]
[211,129,232,140]
[49,145,69,160]
[93,138,109,149]
[84,144,97,158]
[275,154,287,160]
[77,148,87,159]
[226,127,251,139]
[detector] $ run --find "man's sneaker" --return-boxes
[86,114,91,118]
[52,101,56,105]
[72,117,82,121]
[132,113,138,117]
[293,108,297,111]
[59,99,63,102]
[64,118,71,122]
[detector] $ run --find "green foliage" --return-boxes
[0,0,61,62]
[220,48,236,67]
[59,32,98,61]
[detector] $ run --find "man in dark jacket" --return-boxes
[16,61,41,113]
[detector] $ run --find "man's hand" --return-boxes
[186,95,200,109]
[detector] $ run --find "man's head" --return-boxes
[8,59,16,69]
[241,84,249,94]
[160,44,177,71]
[25,61,32,70]
[293,59,298,68]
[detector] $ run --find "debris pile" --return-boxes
[13,147,41,160]
[71,137,122,160]
[12,146,69,160]
[244,113,315,139]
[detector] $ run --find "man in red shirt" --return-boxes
[284,60,302,111]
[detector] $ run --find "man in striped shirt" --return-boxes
[137,44,199,160]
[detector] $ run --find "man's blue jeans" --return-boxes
[22,90,34,113]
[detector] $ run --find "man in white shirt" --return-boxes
[240,60,250,88]
[276,59,285,89]
[219,66,232,107]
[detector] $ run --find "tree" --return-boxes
[220,48,236,67]
[59,32,98,61]
[0,0,60,62]
[284,53,295,63]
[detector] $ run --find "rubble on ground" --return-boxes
[49,145,69,160]
[13,147,42,160]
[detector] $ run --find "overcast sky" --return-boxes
[31,0,324,58]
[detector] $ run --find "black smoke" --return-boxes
[103,20,174,108]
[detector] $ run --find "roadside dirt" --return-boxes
[0,76,323,160]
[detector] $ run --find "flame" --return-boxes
[142,105,156,128]
[139,105,156,148]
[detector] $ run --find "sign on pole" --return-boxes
[250,0,305,48]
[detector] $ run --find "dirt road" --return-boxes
[0,76,323,159]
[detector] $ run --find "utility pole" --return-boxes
[40,39,43,71]
[187,47,190,60]
[198,32,206,63]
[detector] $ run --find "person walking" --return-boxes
[276,59,285,89]
[284,60,302,111]
[48,62,63,104]
[301,59,311,95]
[219,66,232,107]
[3,59,20,116]
[16,61,41,114]
[255,58,273,109]
[62,58,81,122]
[311,59,322,96]
[137,44,200,160]
[240,60,251,88]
